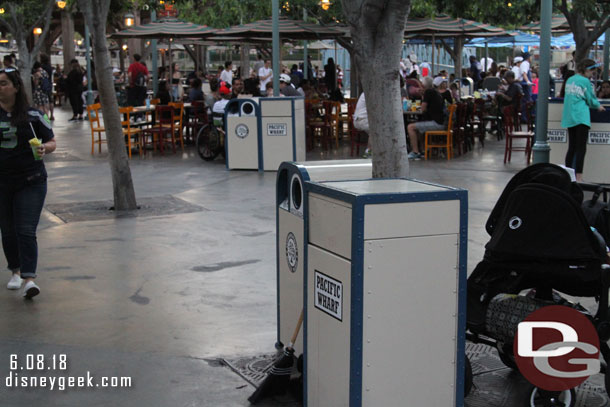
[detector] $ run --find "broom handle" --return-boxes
[289,309,304,346]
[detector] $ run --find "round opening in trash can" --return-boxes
[291,177,302,211]
[242,102,254,115]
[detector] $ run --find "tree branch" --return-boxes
[31,0,56,59]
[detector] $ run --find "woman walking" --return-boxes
[561,59,605,182]
[66,59,84,121]
[0,68,56,298]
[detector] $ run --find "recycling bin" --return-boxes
[276,160,372,356]
[260,97,306,171]
[304,178,467,407]
[224,98,260,170]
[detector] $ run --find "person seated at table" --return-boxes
[205,78,220,114]
[188,77,204,102]
[406,71,423,100]
[400,76,408,100]
[597,80,610,99]
[450,82,459,102]
[212,81,232,116]
[231,78,244,99]
[435,76,453,105]
[156,80,171,105]
[301,80,319,100]
[265,82,274,97]
[495,70,523,111]
[279,74,301,97]
[406,76,447,160]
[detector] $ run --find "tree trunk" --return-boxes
[78,0,138,211]
[61,10,76,72]
[342,0,411,178]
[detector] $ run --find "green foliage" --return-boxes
[0,0,53,29]
[169,0,271,28]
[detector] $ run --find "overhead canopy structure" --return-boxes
[519,14,596,33]
[404,15,514,76]
[404,15,511,38]
[468,31,541,47]
[210,17,344,40]
[110,18,218,39]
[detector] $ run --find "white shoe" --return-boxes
[7,273,23,290]
[22,281,40,299]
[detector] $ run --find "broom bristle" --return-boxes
[248,347,295,404]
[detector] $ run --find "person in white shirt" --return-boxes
[220,61,233,84]
[511,56,523,79]
[258,59,273,93]
[212,81,232,115]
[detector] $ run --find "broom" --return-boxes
[248,309,304,405]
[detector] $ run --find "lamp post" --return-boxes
[532,0,552,164]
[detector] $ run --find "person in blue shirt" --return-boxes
[0,68,56,299]
[561,59,606,182]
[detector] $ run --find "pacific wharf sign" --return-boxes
[314,270,343,321]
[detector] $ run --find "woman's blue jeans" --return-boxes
[0,176,47,279]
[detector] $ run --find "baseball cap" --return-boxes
[432,76,447,87]
[219,81,231,95]
[513,56,523,63]
[279,73,291,84]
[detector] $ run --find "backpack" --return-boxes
[41,72,52,93]
[135,72,146,87]
[581,187,610,247]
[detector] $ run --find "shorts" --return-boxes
[414,120,445,133]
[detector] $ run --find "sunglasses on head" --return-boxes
[587,63,601,70]
[0,68,16,73]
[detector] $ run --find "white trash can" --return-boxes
[275,160,372,356]
[304,178,467,407]
[225,98,260,170]
[260,97,306,171]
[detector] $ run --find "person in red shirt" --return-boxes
[127,54,149,108]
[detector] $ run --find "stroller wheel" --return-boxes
[497,344,517,370]
[527,386,576,407]
[464,356,473,397]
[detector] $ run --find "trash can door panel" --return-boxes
[364,200,460,240]
[278,209,305,354]
[294,101,306,162]
[362,234,459,406]
[308,193,352,260]
[226,116,259,169]
[307,244,351,407]
[262,117,294,171]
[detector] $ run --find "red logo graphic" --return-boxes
[514,305,600,391]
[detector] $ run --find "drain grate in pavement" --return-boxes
[221,345,610,407]
[45,195,206,223]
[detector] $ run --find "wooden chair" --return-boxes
[322,100,341,148]
[142,105,175,154]
[338,98,356,138]
[453,102,470,157]
[502,105,533,164]
[305,100,331,151]
[424,104,457,160]
[87,103,105,155]
[168,102,185,149]
[185,100,208,143]
[119,106,142,158]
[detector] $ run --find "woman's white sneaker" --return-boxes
[22,281,40,299]
[7,274,23,290]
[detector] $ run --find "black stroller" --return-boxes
[465,163,610,406]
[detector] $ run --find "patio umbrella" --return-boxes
[210,17,344,41]
[519,14,596,33]
[404,15,513,76]
[111,18,218,89]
